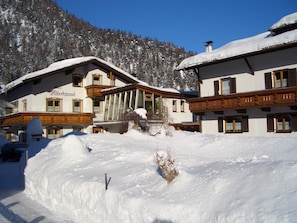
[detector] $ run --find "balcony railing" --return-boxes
[85,85,114,97]
[188,87,297,113]
[1,112,94,127]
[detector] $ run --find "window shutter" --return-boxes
[265,72,272,89]
[267,114,274,132]
[218,117,224,132]
[214,81,219,96]
[291,113,297,131]
[288,68,297,87]
[242,116,249,132]
[230,78,236,93]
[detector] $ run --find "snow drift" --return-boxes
[24,130,297,222]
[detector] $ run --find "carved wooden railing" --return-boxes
[188,87,297,112]
[1,112,94,126]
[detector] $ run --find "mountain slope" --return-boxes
[0,0,197,89]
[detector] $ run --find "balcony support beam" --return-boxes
[244,57,254,75]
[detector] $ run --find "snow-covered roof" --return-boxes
[270,12,297,31]
[176,12,297,70]
[2,56,143,93]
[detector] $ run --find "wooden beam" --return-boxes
[244,57,254,75]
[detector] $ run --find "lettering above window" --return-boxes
[265,68,297,89]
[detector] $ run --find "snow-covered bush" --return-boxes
[154,150,179,183]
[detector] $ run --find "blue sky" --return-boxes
[55,0,296,53]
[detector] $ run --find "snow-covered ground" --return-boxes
[1,129,297,222]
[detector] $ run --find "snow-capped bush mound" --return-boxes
[61,135,90,161]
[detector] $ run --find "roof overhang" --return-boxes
[176,42,297,71]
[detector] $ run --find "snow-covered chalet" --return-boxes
[0,57,195,141]
[176,12,297,135]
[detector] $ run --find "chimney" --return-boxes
[205,41,213,52]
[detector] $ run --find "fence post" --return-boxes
[105,173,108,190]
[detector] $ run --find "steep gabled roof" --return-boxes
[176,12,297,71]
[2,56,144,93]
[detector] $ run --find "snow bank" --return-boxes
[24,131,297,222]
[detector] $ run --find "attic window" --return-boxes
[73,74,83,87]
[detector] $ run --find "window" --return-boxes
[222,78,236,95]
[47,127,62,139]
[265,69,297,89]
[93,75,102,85]
[267,113,297,133]
[274,70,288,88]
[73,75,83,87]
[172,100,177,112]
[276,114,290,132]
[218,116,248,133]
[180,100,185,112]
[225,117,242,133]
[73,99,82,112]
[22,99,27,111]
[47,98,61,112]
[214,78,236,96]
[73,126,82,132]
[93,100,102,113]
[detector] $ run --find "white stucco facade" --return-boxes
[1,57,194,140]
[177,13,297,136]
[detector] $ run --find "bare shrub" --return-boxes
[154,150,179,183]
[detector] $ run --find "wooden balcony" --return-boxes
[85,85,114,97]
[1,112,94,127]
[188,87,297,113]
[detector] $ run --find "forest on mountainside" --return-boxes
[0,0,197,90]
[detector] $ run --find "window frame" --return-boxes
[214,77,236,96]
[180,100,185,112]
[93,74,102,85]
[273,70,289,88]
[219,116,248,133]
[93,99,103,113]
[46,98,62,112]
[46,127,62,139]
[72,74,83,87]
[275,113,291,133]
[73,99,83,113]
[172,100,177,112]
[22,99,27,112]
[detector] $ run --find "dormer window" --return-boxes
[73,74,83,87]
